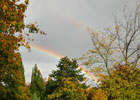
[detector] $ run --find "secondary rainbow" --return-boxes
[30,43,99,84]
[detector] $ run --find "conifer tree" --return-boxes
[41,57,86,100]
[18,53,25,82]
[30,64,45,100]
[50,56,85,82]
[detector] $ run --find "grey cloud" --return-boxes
[20,0,137,82]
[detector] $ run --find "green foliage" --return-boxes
[46,77,87,100]
[30,64,45,99]
[78,29,117,76]
[50,56,85,82]
[43,78,58,95]
[0,53,31,100]
[19,53,25,82]
[100,64,140,100]
[32,93,40,100]
[78,2,140,100]
[86,87,107,100]
[0,0,45,99]
[42,57,87,100]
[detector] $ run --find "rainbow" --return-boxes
[30,43,99,84]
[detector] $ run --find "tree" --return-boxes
[30,64,45,100]
[0,0,45,99]
[42,57,87,100]
[79,29,117,77]
[50,56,85,82]
[86,87,107,100]
[79,1,140,77]
[100,64,140,100]
[46,77,87,100]
[18,53,25,82]
[32,93,40,100]
[0,52,31,100]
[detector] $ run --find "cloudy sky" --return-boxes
[19,0,136,82]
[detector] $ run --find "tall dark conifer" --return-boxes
[18,53,25,82]
[50,56,85,82]
[30,64,44,100]
[42,57,86,100]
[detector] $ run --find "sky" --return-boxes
[19,0,136,82]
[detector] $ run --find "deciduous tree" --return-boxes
[79,1,140,77]
[0,51,31,100]
[100,64,140,100]
[86,87,107,100]
[0,0,45,99]
[46,77,87,100]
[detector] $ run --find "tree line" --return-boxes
[0,0,140,100]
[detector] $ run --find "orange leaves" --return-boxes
[7,58,10,63]
[1,40,4,43]
[2,4,8,13]
[115,26,120,30]
[26,23,47,35]
[11,21,16,26]
[25,43,30,49]
[0,0,46,52]
[47,77,87,100]
[93,89,108,100]
[25,0,29,5]
[100,64,140,100]
[86,87,108,100]
[0,0,46,99]
[26,24,39,33]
